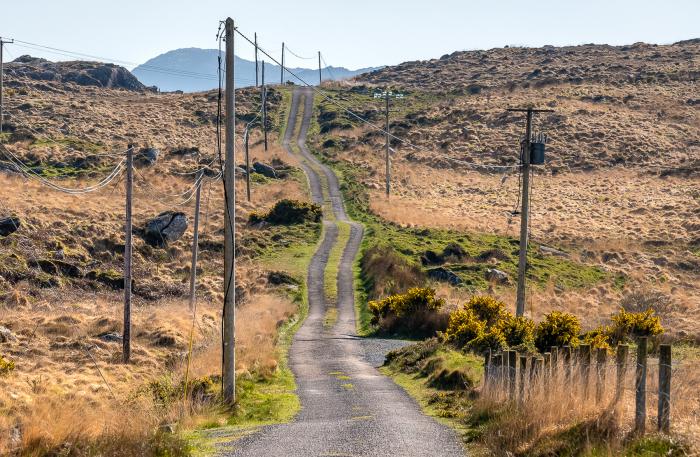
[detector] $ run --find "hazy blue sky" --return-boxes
[0,0,698,70]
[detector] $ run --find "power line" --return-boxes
[284,45,314,60]
[234,27,520,172]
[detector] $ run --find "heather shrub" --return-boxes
[534,311,581,352]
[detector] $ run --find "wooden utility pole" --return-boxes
[507,107,553,316]
[123,145,134,363]
[0,38,14,134]
[281,42,285,84]
[262,61,267,151]
[318,51,322,85]
[254,33,259,87]
[223,17,237,405]
[188,170,203,311]
[244,128,251,202]
[385,91,391,197]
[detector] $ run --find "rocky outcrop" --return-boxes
[6,55,146,91]
[144,211,188,247]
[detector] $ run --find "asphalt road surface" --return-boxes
[223,87,465,457]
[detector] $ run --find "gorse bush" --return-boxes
[444,307,486,348]
[534,311,581,353]
[368,287,447,337]
[497,315,535,348]
[609,308,663,343]
[466,295,507,326]
[581,326,612,351]
[469,328,507,353]
[249,199,322,225]
[0,355,15,375]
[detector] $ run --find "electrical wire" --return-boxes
[284,45,314,60]
[235,27,519,172]
[0,143,128,194]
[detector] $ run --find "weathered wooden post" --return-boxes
[494,353,503,395]
[508,350,517,400]
[616,344,629,401]
[519,355,528,403]
[658,344,671,433]
[596,347,607,403]
[563,345,572,382]
[580,344,591,399]
[635,337,648,434]
[531,357,543,397]
[550,346,559,383]
[543,352,551,390]
[483,349,491,389]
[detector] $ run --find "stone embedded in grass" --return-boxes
[427,266,462,285]
[253,161,277,179]
[136,147,160,166]
[0,326,17,343]
[485,268,509,284]
[0,217,21,237]
[143,211,188,248]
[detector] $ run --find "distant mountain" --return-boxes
[132,48,379,93]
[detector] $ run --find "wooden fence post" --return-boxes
[635,337,648,434]
[543,352,551,390]
[550,346,559,382]
[494,353,503,394]
[508,350,517,400]
[658,344,671,433]
[616,344,629,401]
[519,355,528,403]
[484,349,491,389]
[596,347,607,403]
[563,345,572,382]
[580,344,591,399]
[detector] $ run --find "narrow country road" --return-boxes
[224,87,465,457]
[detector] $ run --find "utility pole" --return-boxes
[123,145,134,363]
[385,90,390,198]
[318,51,322,85]
[507,107,553,316]
[281,42,285,85]
[244,128,251,202]
[223,17,237,405]
[254,33,259,87]
[0,38,14,135]
[262,61,267,151]
[188,170,203,311]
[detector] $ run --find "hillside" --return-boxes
[4,55,147,91]
[311,39,700,340]
[133,48,379,92]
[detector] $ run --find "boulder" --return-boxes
[485,268,509,284]
[144,211,188,247]
[0,326,16,343]
[0,217,21,236]
[97,331,122,343]
[137,147,160,166]
[427,267,462,285]
[253,161,277,178]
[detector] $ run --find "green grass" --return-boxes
[323,221,350,302]
[30,136,104,153]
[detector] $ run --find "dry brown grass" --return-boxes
[477,350,699,456]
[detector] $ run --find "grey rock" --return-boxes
[0,217,21,236]
[0,326,16,343]
[253,161,277,178]
[235,166,247,177]
[539,245,570,258]
[144,211,188,247]
[485,268,509,284]
[427,266,462,285]
[137,147,160,166]
[97,331,122,343]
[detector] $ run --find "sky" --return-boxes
[0,0,698,70]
